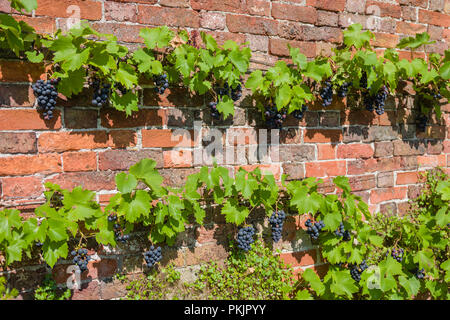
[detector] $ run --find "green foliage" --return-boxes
[33,274,71,300]
[296,168,449,300]
[122,264,182,300]
[188,239,295,300]
[0,277,18,300]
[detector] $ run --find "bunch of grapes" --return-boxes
[268,210,286,243]
[374,86,389,115]
[91,79,111,107]
[71,248,91,272]
[414,267,425,279]
[32,78,60,120]
[208,101,221,120]
[349,260,368,282]
[154,74,169,94]
[338,82,351,97]
[391,248,404,262]
[113,223,130,243]
[236,226,255,252]
[305,219,325,241]
[416,114,428,133]
[143,246,162,268]
[320,80,333,107]
[334,222,351,241]
[107,213,117,223]
[363,91,375,111]
[264,105,287,129]
[35,241,43,248]
[230,83,243,102]
[292,105,308,120]
[360,71,368,89]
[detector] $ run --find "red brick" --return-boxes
[374,142,394,158]
[96,259,119,279]
[377,172,394,188]
[64,108,98,129]
[348,175,376,191]
[227,128,258,145]
[0,61,48,82]
[0,84,35,107]
[105,1,138,22]
[396,21,427,35]
[100,108,166,128]
[307,0,346,12]
[303,129,342,143]
[143,87,203,107]
[99,149,164,171]
[272,3,317,24]
[71,281,100,300]
[417,155,446,167]
[318,144,336,160]
[227,15,278,36]
[0,154,61,176]
[1,177,43,199]
[160,0,190,7]
[419,9,450,27]
[191,0,241,12]
[12,15,56,33]
[305,160,346,177]
[200,12,226,30]
[0,132,37,154]
[269,38,316,58]
[370,187,408,204]
[337,144,374,159]
[371,33,400,48]
[0,109,61,130]
[235,164,281,180]
[398,0,427,8]
[38,131,137,153]
[279,249,318,268]
[36,0,102,20]
[63,152,97,172]
[366,1,402,19]
[398,50,426,61]
[393,140,426,156]
[142,129,195,148]
[282,163,305,180]
[163,150,193,168]
[396,171,420,185]
[90,22,144,43]
[138,6,200,28]
[45,172,116,191]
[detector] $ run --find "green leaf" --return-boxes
[129,159,165,195]
[229,48,249,73]
[440,61,450,80]
[295,289,313,300]
[216,95,235,120]
[397,32,434,50]
[115,173,138,194]
[139,26,174,49]
[42,241,68,268]
[343,24,374,49]
[110,90,139,116]
[46,219,68,242]
[302,268,325,296]
[25,50,44,63]
[116,62,138,89]
[399,275,420,298]
[221,200,249,225]
[245,70,264,91]
[120,190,152,223]
[330,270,359,298]
[289,45,307,69]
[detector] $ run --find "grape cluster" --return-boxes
[114,223,130,243]
[416,114,428,133]
[374,86,389,115]
[268,210,286,243]
[32,78,60,120]
[350,260,368,282]
[320,81,333,107]
[390,248,404,262]
[360,71,368,89]
[338,82,351,97]
[230,83,243,102]
[208,101,221,120]
[91,79,111,107]
[305,219,325,241]
[334,222,351,241]
[236,226,255,252]
[264,105,287,129]
[414,267,425,279]
[292,105,308,120]
[363,91,375,111]
[154,74,169,94]
[35,241,43,248]
[71,248,91,272]
[143,246,162,268]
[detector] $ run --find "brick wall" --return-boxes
[0,0,449,299]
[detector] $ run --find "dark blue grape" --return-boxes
[143,246,163,267]
[269,210,286,243]
[236,226,255,252]
[320,81,333,107]
[32,78,60,120]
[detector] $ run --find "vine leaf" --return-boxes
[343,24,374,49]
[221,200,248,226]
[140,26,174,49]
[302,268,325,296]
[116,173,138,194]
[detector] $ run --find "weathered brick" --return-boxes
[345,0,365,13]
[282,163,305,180]
[63,152,97,172]
[396,21,427,35]
[377,172,394,188]
[279,145,316,162]
[396,171,420,185]
[227,15,278,36]
[279,249,318,268]
[418,9,450,27]
[417,154,446,167]
[348,175,376,191]
[185,244,228,266]
[99,149,164,171]
[0,132,37,154]
[366,1,402,19]
[36,0,102,20]
[380,202,397,216]
[64,108,98,129]
[0,60,47,82]
[142,129,195,148]
[143,87,203,107]
[317,144,336,160]
[200,12,226,30]
[0,154,61,176]
[393,140,426,156]
[337,144,374,159]
[1,176,43,199]
[272,3,317,24]
[190,0,241,12]
[398,0,427,7]
[0,84,35,107]
[137,6,200,28]
[305,160,346,177]
[401,5,418,22]
[301,26,342,43]
[0,109,61,130]
[370,187,408,204]
[105,1,138,22]
[71,281,100,300]
[374,142,393,158]
[45,171,116,191]
[38,131,137,152]
[159,0,190,7]
[269,38,316,57]
[307,0,346,12]
[163,149,193,168]
[304,129,342,143]
[371,33,400,48]
[316,10,339,26]
[100,108,166,128]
